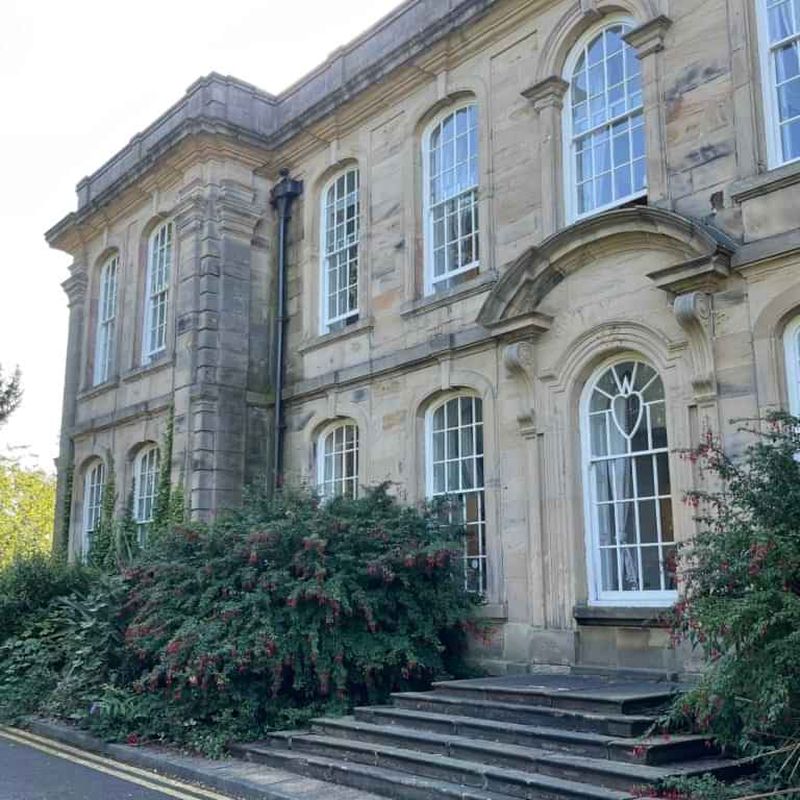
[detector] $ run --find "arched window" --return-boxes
[317,421,359,499]
[784,315,800,414]
[321,169,360,332]
[564,19,645,221]
[581,358,676,605]
[423,103,479,294]
[757,0,800,167]
[82,460,105,557]
[142,221,172,363]
[134,445,159,541]
[93,254,118,385]
[426,394,486,593]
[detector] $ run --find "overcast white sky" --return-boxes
[0,0,399,472]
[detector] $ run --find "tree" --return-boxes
[0,367,22,426]
[0,459,56,567]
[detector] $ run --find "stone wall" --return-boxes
[49,0,800,672]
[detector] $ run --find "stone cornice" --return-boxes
[46,0,501,252]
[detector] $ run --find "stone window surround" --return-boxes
[319,167,361,334]
[80,458,105,560]
[753,0,800,171]
[561,13,648,224]
[299,89,493,354]
[522,12,672,239]
[92,253,119,388]
[421,100,481,296]
[315,419,360,500]
[141,220,174,365]
[727,0,800,183]
[425,390,488,595]
[579,354,678,607]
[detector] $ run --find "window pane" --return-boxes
[781,117,800,161]
[642,546,661,590]
[600,548,619,591]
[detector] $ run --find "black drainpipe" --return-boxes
[270,168,303,492]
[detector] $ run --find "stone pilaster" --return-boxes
[177,180,263,519]
[53,268,88,554]
[624,15,673,207]
[522,77,568,239]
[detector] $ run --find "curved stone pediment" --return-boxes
[478,207,737,333]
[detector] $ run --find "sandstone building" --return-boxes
[48,0,800,673]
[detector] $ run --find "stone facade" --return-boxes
[48,0,800,674]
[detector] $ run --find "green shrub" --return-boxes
[86,485,477,753]
[0,554,92,643]
[668,413,800,792]
[0,485,479,755]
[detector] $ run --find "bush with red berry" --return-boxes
[666,412,800,794]
[81,484,479,753]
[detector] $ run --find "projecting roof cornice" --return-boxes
[46,0,499,251]
[478,207,739,336]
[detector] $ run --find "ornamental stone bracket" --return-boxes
[673,291,717,402]
[623,15,672,59]
[647,252,732,295]
[502,341,537,435]
[61,269,88,307]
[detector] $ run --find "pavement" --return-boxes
[0,727,234,799]
[0,721,380,800]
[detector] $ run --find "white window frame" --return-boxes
[563,15,647,224]
[93,254,118,386]
[422,102,480,296]
[580,355,677,607]
[316,421,359,499]
[133,444,159,542]
[82,460,105,558]
[425,392,487,594]
[756,0,800,169]
[142,221,173,364]
[320,168,360,333]
[783,315,800,414]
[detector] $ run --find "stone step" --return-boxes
[391,691,656,737]
[281,726,732,794]
[353,706,717,765]
[234,738,633,800]
[431,677,678,715]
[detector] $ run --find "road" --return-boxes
[0,729,232,800]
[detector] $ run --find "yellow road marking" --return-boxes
[0,726,237,800]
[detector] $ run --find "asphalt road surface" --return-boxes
[0,731,228,800]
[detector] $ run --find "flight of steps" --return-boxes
[231,672,745,800]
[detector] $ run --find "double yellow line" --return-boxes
[0,725,238,800]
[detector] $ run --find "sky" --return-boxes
[0,0,400,473]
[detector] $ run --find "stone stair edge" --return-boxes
[260,728,708,784]
[239,742,634,800]
[311,714,718,765]
[392,691,658,723]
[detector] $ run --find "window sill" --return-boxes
[77,378,121,402]
[573,604,673,627]
[298,317,374,355]
[401,270,497,319]
[730,159,800,203]
[474,602,507,621]
[121,353,174,383]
